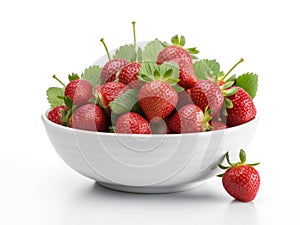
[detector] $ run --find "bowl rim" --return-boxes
[42,109,259,138]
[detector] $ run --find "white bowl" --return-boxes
[42,111,258,193]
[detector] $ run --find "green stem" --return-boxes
[225,152,234,166]
[132,21,137,53]
[52,74,66,87]
[224,58,244,78]
[100,38,111,61]
[132,21,138,61]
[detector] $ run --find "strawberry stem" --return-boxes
[100,38,111,61]
[224,58,244,78]
[132,21,139,62]
[132,21,137,54]
[52,74,66,87]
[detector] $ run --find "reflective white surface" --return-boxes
[0,146,297,225]
[42,111,259,193]
[1,0,300,224]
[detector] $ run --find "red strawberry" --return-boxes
[157,35,198,89]
[168,104,211,133]
[176,89,193,109]
[157,46,193,65]
[226,87,256,127]
[191,80,224,116]
[70,103,107,131]
[96,81,127,111]
[118,62,141,88]
[218,149,260,202]
[172,58,197,89]
[64,79,94,106]
[99,38,130,84]
[118,22,141,88]
[210,120,227,130]
[100,58,130,83]
[47,105,69,125]
[138,81,178,122]
[150,119,173,134]
[115,112,151,134]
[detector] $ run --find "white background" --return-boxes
[0,0,299,224]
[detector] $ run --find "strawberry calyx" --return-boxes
[108,126,116,133]
[163,35,199,59]
[218,81,238,110]
[57,96,74,127]
[51,74,75,126]
[138,62,180,87]
[217,149,260,177]
[207,59,244,113]
[203,106,213,131]
[68,73,80,81]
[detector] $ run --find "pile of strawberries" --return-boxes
[47,22,258,134]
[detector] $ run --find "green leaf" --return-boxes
[81,65,102,86]
[137,47,143,62]
[60,107,73,127]
[47,87,64,109]
[226,74,237,82]
[138,62,157,80]
[64,96,73,109]
[186,47,199,54]
[239,149,247,164]
[168,77,180,84]
[109,126,116,133]
[247,162,260,166]
[179,35,186,46]
[138,61,179,84]
[114,69,121,82]
[220,81,234,90]
[235,73,258,99]
[171,35,179,45]
[218,163,230,170]
[224,97,233,108]
[193,59,220,80]
[223,87,238,97]
[68,73,80,81]
[172,85,184,93]
[221,104,228,116]
[159,62,179,79]
[138,74,153,83]
[163,69,173,79]
[154,69,160,80]
[225,152,233,166]
[216,71,225,78]
[60,109,68,117]
[109,89,142,115]
[142,39,165,61]
[113,44,135,61]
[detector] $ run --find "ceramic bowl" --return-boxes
[42,111,258,193]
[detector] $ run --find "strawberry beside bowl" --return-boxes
[42,111,258,193]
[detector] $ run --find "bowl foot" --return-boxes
[96,182,201,194]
